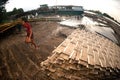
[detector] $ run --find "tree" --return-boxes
[0,0,8,23]
[12,7,19,15]
[17,8,24,13]
[103,13,114,20]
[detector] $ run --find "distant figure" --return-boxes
[21,17,38,49]
[16,23,22,33]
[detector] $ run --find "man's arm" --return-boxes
[29,29,32,38]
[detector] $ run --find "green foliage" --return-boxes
[0,0,8,5]
[0,0,24,23]
[11,8,24,14]
[7,8,24,19]
[103,13,114,20]
[88,10,120,24]
[17,8,24,13]
[88,10,102,15]
[0,0,8,23]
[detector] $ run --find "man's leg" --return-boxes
[31,39,38,49]
[30,33,38,49]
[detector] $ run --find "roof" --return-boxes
[52,5,83,7]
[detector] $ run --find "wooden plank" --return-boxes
[99,52,106,68]
[80,47,88,63]
[63,42,76,55]
[59,53,69,60]
[75,50,81,61]
[94,50,100,67]
[61,38,71,47]
[53,45,66,54]
[88,54,94,65]
[69,50,77,60]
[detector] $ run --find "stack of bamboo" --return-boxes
[41,29,120,80]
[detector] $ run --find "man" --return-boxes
[21,18,38,49]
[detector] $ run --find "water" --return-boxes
[59,16,118,44]
[59,18,81,27]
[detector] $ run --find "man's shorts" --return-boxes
[27,32,33,39]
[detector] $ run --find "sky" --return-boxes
[5,0,120,22]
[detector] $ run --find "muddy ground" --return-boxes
[0,21,74,80]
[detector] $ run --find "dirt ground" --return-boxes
[0,21,74,80]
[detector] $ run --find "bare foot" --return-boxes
[35,46,39,50]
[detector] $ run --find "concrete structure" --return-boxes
[38,5,84,15]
